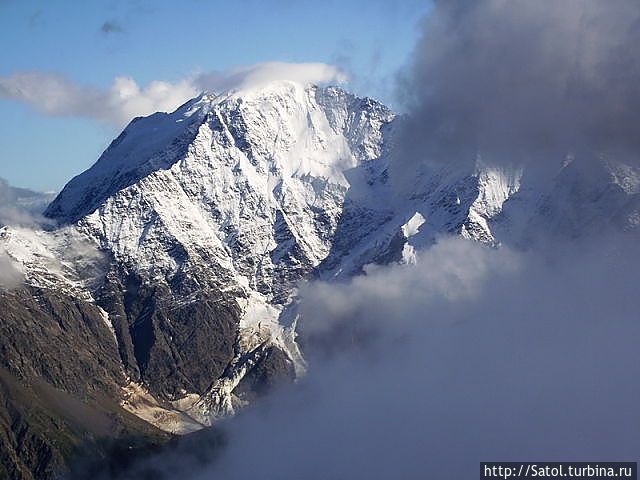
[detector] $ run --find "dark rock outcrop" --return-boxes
[0,287,170,479]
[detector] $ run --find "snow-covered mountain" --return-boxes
[2,81,639,477]
[38,81,398,428]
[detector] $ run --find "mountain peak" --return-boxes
[45,83,393,224]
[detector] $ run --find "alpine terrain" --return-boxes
[1,80,639,479]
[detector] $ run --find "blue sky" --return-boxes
[0,0,430,191]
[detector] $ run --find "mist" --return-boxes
[0,177,54,228]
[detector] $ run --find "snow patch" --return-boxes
[401,212,426,238]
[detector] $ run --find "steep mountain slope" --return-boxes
[2,81,640,478]
[44,82,395,423]
[0,284,171,480]
[1,82,400,456]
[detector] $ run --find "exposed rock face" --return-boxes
[97,271,238,399]
[0,287,170,480]
[233,345,296,402]
[0,286,123,396]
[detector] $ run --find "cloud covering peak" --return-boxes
[0,62,346,127]
[196,61,347,94]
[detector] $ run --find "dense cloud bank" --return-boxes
[396,0,640,172]
[175,3,640,475]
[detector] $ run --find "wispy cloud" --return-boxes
[0,62,346,128]
[100,20,124,34]
[28,10,43,27]
[0,71,199,127]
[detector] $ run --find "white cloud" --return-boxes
[195,61,347,93]
[0,71,103,117]
[0,62,346,128]
[107,76,198,126]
